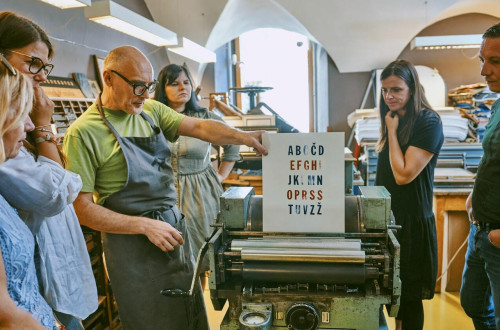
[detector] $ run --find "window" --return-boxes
[237,28,311,132]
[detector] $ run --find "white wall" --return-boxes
[1,0,170,80]
[145,0,500,73]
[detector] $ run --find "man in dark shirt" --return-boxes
[460,23,500,330]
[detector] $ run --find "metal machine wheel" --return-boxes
[285,303,319,330]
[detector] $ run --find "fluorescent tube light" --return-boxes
[411,34,482,50]
[168,37,216,63]
[38,0,90,8]
[85,0,178,47]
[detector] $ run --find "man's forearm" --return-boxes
[73,192,184,251]
[178,117,267,155]
[197,119,248,146]
[73,194,146,235]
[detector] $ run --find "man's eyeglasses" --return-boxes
[0,53,16,76]
[111,70,158,96]
[5,49,54,76]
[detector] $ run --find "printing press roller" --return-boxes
[243,191,391,233]
[227,262,380,285]
[208,186,401,330]
[231,237,362,251]
[226,236,380,285]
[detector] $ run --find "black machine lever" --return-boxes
[161,227,220,298]
[160,288,188,297]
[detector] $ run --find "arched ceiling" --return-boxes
[144,0,500,73]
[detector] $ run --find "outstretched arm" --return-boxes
[177,117,268,156]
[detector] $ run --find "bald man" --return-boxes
[63,46,267,329]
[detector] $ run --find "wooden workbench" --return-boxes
[222,170,262,194]
[433,188,472,292]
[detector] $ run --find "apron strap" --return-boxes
[96,94,122,139]
[139,112,161,134]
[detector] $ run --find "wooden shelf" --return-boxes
[223,170,263,194]
[50,97,94,143]
[82,229,120,330]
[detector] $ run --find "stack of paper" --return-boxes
[440,114,469,142]
[355,118,381,145]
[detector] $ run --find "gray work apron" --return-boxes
[96,97,208,330]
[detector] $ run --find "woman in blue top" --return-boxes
[375,60,444,330]
[0,56,56,329]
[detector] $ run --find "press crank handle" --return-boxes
[160,288,188,297]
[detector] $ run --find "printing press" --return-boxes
[207,185,401,330]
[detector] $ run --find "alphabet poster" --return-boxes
[262,132,345,233]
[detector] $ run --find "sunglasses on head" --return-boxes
[0,53,16,76]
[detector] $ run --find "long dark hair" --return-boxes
[376,59,434,152]
[154,64,201,112]
[0,11,54,59]
[0,11,62,163]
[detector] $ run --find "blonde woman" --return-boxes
[0,57,56,329]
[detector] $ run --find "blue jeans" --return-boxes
[460,223,500,330]
[54,311,84,330]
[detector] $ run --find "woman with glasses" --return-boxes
[0,11,97,330]
[0,61,57,329]
[375,60,444,330]
[154,64,240,289]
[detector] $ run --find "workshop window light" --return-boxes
[84,0,178,47]
[167,37,217,63]
[38,0,90,9]
[411,34,482,50]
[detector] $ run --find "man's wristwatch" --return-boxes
[34,133,57,144]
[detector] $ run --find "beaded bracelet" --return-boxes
[34,134,57,144]
[34,127,54,134]
[34,124,52,129]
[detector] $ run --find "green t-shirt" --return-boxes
[63,99,185,205]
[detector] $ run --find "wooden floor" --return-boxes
[204,290,474,330]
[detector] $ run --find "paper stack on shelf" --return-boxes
[347,108,378,128]
[355,117,381,145]
[448,83,486,106]
[472,86,500,106]
[440,114,469,142]
[433,108,468,142]
[353,108,468,145]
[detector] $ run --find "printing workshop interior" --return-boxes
[1,0,499,329]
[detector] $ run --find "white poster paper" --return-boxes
[262,132,345,233]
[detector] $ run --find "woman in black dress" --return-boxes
[375,60,444,330]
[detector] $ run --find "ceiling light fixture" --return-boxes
[84,0,178,47]
[411,34,483,50]
[167,37,216,63]
[38,0,90,9]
